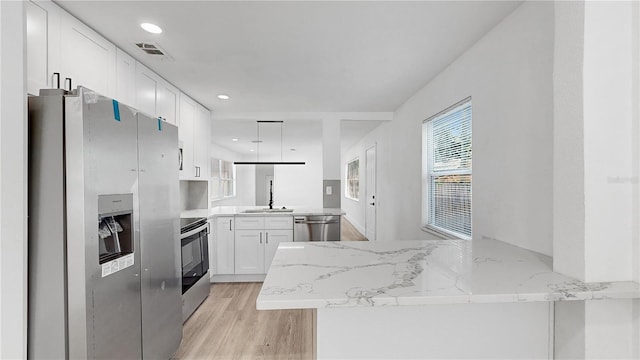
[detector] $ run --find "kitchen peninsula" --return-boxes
[257,240,640,359]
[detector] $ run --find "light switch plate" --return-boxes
[326,186,332,195]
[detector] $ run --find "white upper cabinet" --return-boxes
[135,61,180,126]
[26,0,60,95]
[178,93,210,179]
[157,81,180,126]
[179,94,196,178]
[194,103,211,178]
[26,0,115,97]
[135,62,158,116]
[115,49,136,107]
[26,0,184,127]
[59,11,116,98]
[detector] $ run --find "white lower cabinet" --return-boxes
[234,230,265,274]
[234,216,293,275]
[263,229,291,271]
[212,216,235,275]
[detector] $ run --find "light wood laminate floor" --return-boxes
[175,282,314,360]
[341,217,367,241]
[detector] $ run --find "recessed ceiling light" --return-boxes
[232,138,238,142]
[249,149,255,152]
[140,23,162,34]
[217,94,230,100]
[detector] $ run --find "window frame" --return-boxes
[422,97,472,240]
[345,157,360,201]
[210,158,236,201]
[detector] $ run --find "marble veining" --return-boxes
[257,239,639,310]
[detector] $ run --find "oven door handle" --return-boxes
[181,224,209,240]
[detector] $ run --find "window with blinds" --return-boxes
[345,158,360,200]
[211,158,236,201]
[422,98,472,239]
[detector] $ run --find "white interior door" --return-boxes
[365,145,377,241]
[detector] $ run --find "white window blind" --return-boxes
[422,98,472,239]
[345,158,359,200]
[211,158,236,201]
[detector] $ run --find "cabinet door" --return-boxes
[26,0,61,95]
[60,11,115,97]
[264,229,292,272]
[157,80,179,126]
[194,104,210,177]
[179,94,196,178]
[115,48,136,106]
[213,217,235,275]
[135,62,158,117]
[234,230,264,274]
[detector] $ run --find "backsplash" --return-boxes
[180,180,209,210]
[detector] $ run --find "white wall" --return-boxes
[274,140,323,208]
[553,0,638,283]
[0,1,27,358]
[342,2,554,254]
[583,1,635,282]
[210,143,255,206]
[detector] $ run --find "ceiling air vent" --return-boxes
[136,42,166,56]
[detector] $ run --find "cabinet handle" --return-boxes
[259,232,262,244]
[195,166,200,177]
[266,232,269,244]
[229,219,232,231]
[53,72,60,89]
[64,78,72,91]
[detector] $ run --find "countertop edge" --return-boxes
[256,285,640,310]
[181,207,345,219]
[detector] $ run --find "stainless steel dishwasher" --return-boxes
[293,215,341,241]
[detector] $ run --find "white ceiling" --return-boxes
[56,1,520,159]
[55,0,522,113]
[211,119,385,157]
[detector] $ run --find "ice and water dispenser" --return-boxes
[98,194,134,275]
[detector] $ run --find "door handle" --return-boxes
[229,219,232,231]
[266,232,269,244]
[259,232,262,244]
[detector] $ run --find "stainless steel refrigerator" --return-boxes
[28,87,182,359]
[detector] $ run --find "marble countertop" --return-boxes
[181,206,344,219]
[256,239,639,310]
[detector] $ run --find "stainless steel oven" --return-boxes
[180,217,210,321]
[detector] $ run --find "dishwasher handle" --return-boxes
[294,219,339,224]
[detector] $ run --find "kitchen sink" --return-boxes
[242,208,294,213]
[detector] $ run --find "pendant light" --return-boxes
[234,121,305,165]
